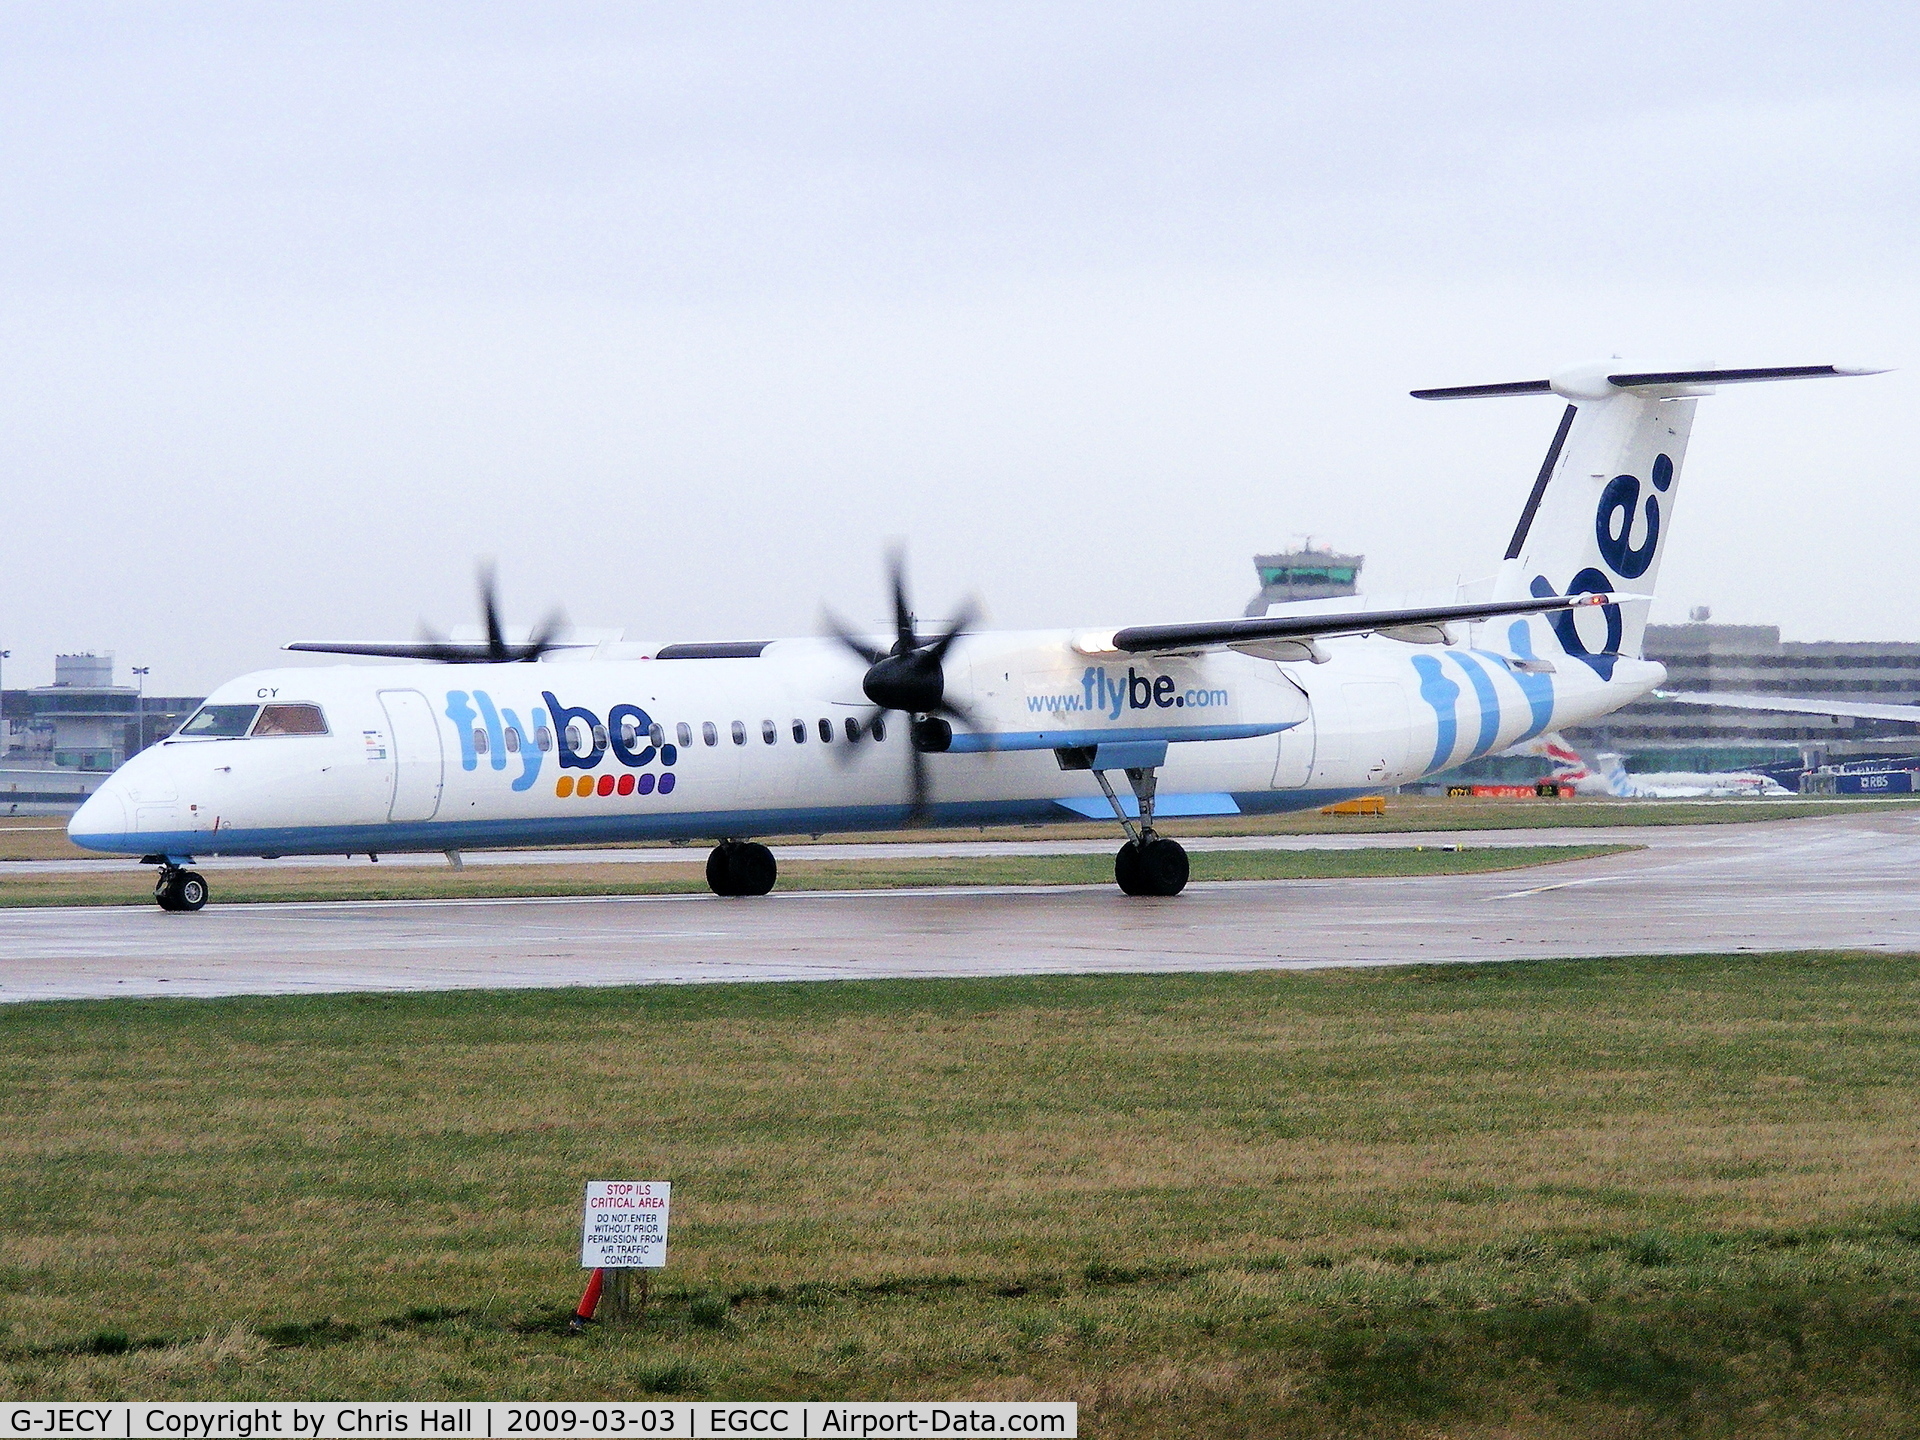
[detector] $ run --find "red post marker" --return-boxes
[569,1267,605,1332]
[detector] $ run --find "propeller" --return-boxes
[430,563,567,664]
[285,564,568,663]
[823,548,981,822]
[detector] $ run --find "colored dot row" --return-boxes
[556,772,678,798]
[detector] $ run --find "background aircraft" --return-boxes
[1518,732,1792,798]
[68,360,1881,910]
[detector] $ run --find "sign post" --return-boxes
[581,1180,670,1326]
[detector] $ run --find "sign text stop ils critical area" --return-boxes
[581,1180,669,1269]
[3,1405,1075,1438]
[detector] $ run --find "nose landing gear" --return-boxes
[705,841,778,897]
[154,865,209,912]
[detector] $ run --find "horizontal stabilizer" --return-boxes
[1410,379,1555,400]
[1415,361,1887,401]
[1659,691,1920,724]
[1100,591,1644,656]
[1606,364,1885,388]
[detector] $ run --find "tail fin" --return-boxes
[1416,361,1884,676]
[1596,751,1633,798]
[1509,730,1618,795]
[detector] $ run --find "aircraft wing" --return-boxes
[1658,691,1920,723]
[283,640,597,662]
[1095,591,1638,656]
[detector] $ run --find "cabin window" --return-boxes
[178,704,260,738]
[567,723,587,753]
[619,717,639,746]
[649,722,665,748]
[761,719,777,745]
[791,719,807,743]
[472,728,488,754]
[818,718,833,743]
[252,704,328,737]
[505,728,521,753]
[732,720,747,746]
[677,722,693,747]
[536,726,553,752]
[703,722,718,747]
[871,716,887,742]
[845,716,863,742]
[592,724,608,749]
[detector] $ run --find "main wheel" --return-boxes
[731,841,778,896]
[706,843,740,897]
[707,842,777,897]
[1137,838,1188,896]
[1116,838,1187,897]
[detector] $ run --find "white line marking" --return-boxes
[1488,875,1625,901]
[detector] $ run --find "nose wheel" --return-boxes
[706,841,777,897]
[154,866,209,912]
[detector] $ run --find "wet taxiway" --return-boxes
[3,811,1916,1002]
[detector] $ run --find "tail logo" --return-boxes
[1595,453,1672,579]
[1531,451,1672,679]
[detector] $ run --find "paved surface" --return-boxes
[3,812,1917,1003]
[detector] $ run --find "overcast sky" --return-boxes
[3,2,1916,694]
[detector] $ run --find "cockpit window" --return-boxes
[176,704,260,738]
[253,704,329,737]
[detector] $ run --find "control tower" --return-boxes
[1244,545,1364,617]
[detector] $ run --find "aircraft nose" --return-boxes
[67,775,134,853]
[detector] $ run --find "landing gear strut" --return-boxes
[706,841,777,897]
[1091,762,1188,897]
[153,865,209,912]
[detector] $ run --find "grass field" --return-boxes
[0,844,1633,907]
[5,952,1920,1434]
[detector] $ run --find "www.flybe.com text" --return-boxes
[1028,667,1230,719]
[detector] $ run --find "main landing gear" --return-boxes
[1087,757,1189,897]
[153,865,209,912]
[706,840,777,897]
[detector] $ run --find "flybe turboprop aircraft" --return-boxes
[69,360,1881,910]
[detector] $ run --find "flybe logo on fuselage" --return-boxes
[1027,666,1231,719]
[443,689,679,800]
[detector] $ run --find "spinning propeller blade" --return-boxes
[286,565,568,663]
[819,549,982,822]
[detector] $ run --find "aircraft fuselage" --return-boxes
[71,624,1662,860]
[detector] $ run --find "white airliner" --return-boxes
[1520,732,1792,798]
[68,360,1883,910]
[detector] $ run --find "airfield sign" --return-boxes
[581,1180,671,1268]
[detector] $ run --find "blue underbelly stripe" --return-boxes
[67,788,1376,859]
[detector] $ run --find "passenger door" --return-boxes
[379,689,444,822]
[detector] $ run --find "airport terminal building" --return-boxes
[2,654,201,811]
[1567,621,1920,775]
